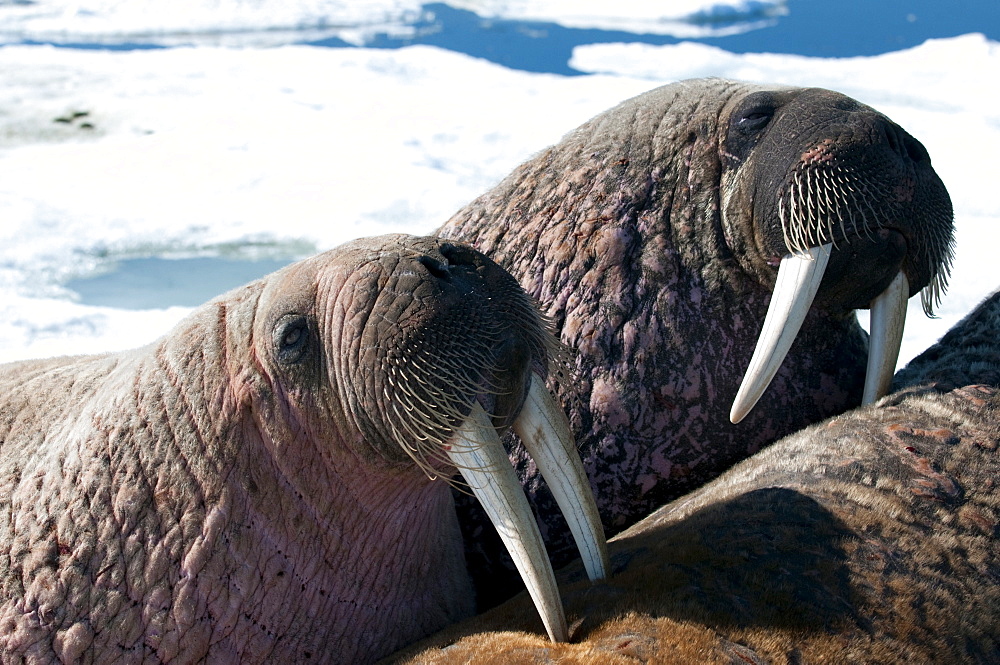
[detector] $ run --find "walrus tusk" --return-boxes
[513,373,610,583]
[863,271,909,404]
[731,243,833,423]
[447,403,569,642]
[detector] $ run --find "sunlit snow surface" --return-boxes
[0,0,781,46]
[0,2,996,370]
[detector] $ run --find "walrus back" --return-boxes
[0,352,128,457]
[0,326,242,660]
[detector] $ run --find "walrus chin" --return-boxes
[726,89,955,423]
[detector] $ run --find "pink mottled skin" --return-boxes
[0,235,553,664]
[439,78,953,606]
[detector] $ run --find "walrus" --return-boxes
[438,78,955,603]
[0,235,609,664]
[388,287,1000,665]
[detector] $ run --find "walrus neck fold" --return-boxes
[231,416,476,663]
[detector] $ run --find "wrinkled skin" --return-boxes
[0,235,553,664]
[438,78,954,604]
[390,288,1000,665]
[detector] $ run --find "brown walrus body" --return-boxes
[439,78,954,602]
[389,287,1000,665]
[0,235,605,664]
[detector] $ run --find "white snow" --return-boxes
[0,9,996,370]
[0,0,784,46]
[444,0,786,37]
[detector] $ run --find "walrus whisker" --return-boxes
[424,367,501,399]
[390,375,462,433]
[811,169,827,246]
[919,224,954,316]
[395,370,475,428]
[921,266,950,317]
[405,355,490,399]
[388,400,456,481]
[834,175,849,246]
[394,383,448,422]
[858,184,882,241]
[802,173,815,247]
[389,400,443,446]
[779,197,791,253]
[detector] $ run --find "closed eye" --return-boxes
[737,110,774,133]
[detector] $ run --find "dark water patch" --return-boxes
[315,0,999,75]
[8,1,998,75]
[697,0,1000,58]
[67,256,292,310]
[305,4,673,76]
[18,39,168,51]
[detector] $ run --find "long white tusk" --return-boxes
[862,271,908,404]
[512,373,609,583]
[731,243,833,423]
[446,403,568,642]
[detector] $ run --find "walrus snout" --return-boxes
[324,235,552,465]
[413,243,538,430]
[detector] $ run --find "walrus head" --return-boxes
[248,234,607,649]
[720,86,955,421]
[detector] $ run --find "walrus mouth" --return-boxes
[446,374,609,642]
[730,151,954,423]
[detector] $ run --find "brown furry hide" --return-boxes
[387,289,1000,664]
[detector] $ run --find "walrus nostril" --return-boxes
[417,255,452,281]
[437,242,478,268]
[882,122,929,164]
[902,132,929,163]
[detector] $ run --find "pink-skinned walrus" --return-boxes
[0,235,609,664]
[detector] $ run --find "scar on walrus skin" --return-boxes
[389,288,1000,665]
[0,234,608,664]
[439,78,954,606]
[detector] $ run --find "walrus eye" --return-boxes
[737,109,774,134]
[724,93,781,164]
[274,314,311,365]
